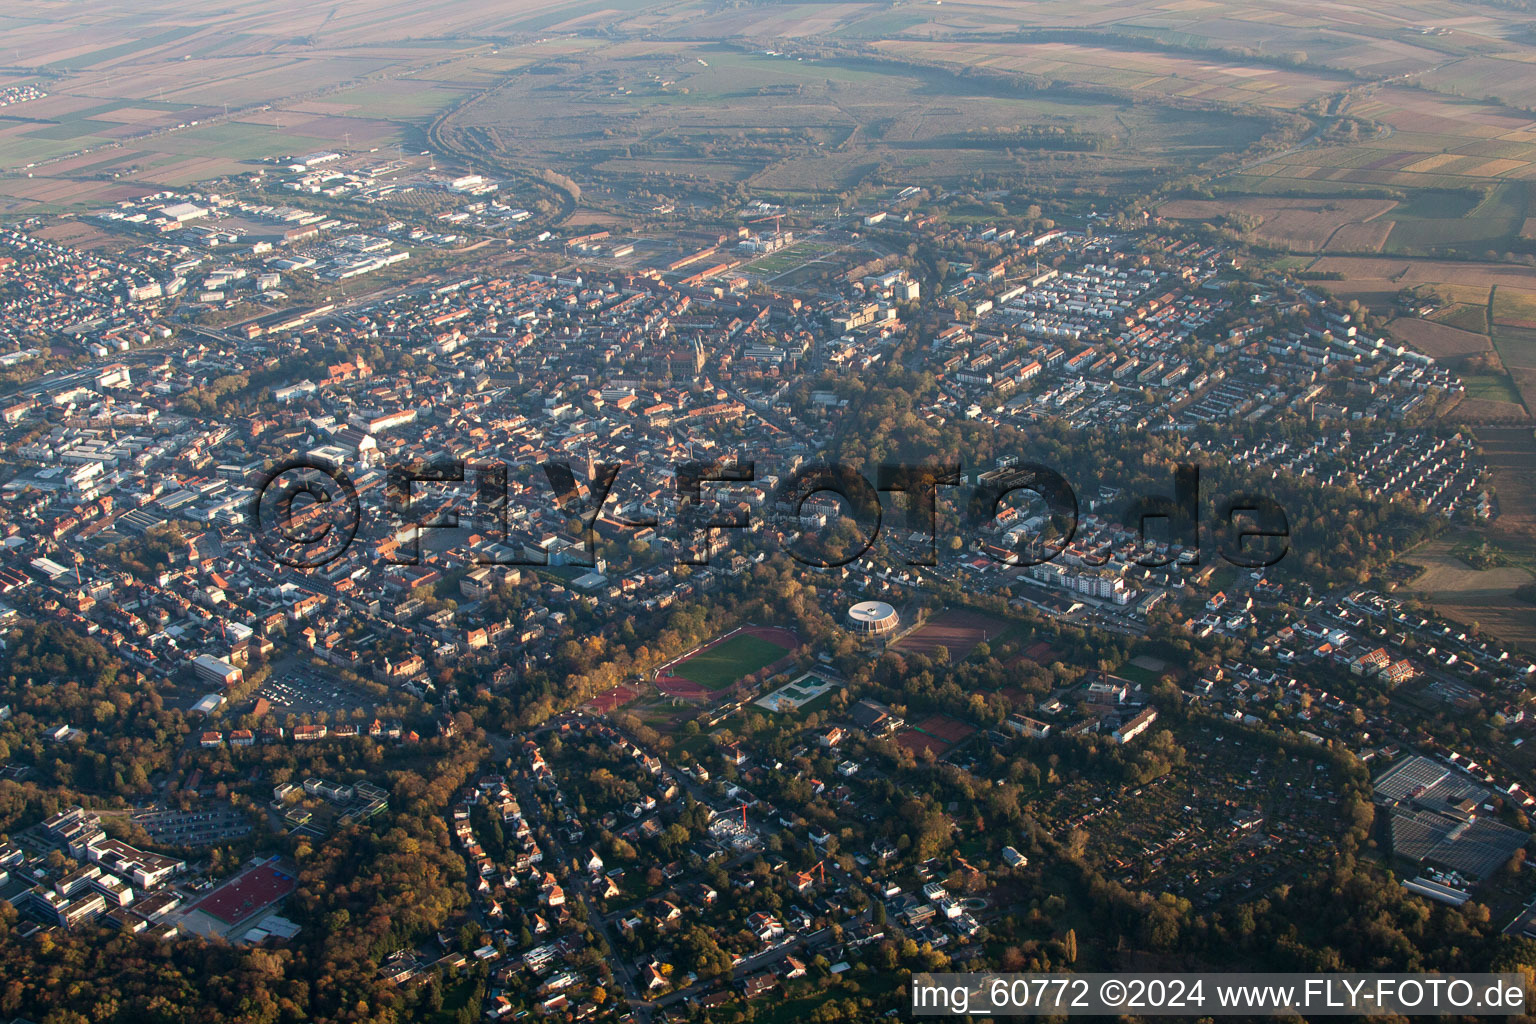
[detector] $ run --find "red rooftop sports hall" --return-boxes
[654,625,800,700]
[190,858,297,927]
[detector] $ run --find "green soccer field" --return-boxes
[674,633,791,690]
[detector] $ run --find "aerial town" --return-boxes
[2,1,1536,1022]
[0,152,1533,1021]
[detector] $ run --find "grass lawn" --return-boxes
[796,689,839,715]
[1463,373,1524,404]
[674,633,791,691]
[1116,662,1162,687]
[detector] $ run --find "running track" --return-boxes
[653,625,801,700]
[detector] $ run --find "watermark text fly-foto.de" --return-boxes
[248,456,1291,572]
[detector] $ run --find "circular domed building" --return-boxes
[846,600,899,636]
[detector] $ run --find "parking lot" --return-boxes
[133,807,253,846]
[255,668,377,714]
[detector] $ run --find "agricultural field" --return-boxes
[1477,427,1536,547]
[1361,281,1536,416]
[1493,286,1536,330]
[871,39,1348,112]
[29,221,132,252]
[1404,535,1536,653]
[433,42,1271,196]
[1455,378,1527,420]
[870,21,1536,265]
[1429,302,1490,335]
[1384,183,1530,256]
[1157,195,1397,253]
[1384,317,1492,365]
[3,0,1532,228]
[1492,334,1536,416]
[1327,219,1399,253]
[1305,256,1536,309]
[1418,51,1536,113]
[1237,87,1536,197]
[0,2,617,207]
[0,0,642,68]
[629,0,1516,89]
